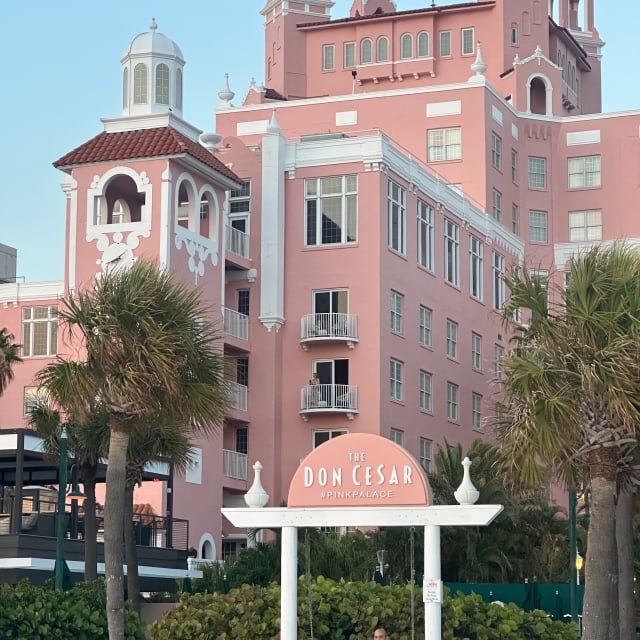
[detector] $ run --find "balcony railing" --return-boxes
[226,225,250,259]
[300,383,358,420]
[300,313,358,350]
[227,380,248,412]
[223,449,248,481]
[223,307,249,341]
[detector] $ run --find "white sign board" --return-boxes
[423,578,443,603]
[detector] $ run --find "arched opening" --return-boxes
[376,36,389,62]
[111,199,131,224]
[360,38,372,64]
[201,539,214,559]
[417,32,429,57]
[401,33,412,59]
[529,76,548,115]
[99,175,144,225]
[133,63,148,104]
[155,63,170,105]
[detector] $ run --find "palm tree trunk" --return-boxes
[105,427,129,640]
[617,486,636,640]
[82,464,98,581]
[124,480,142,613]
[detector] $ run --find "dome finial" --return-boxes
[150,17,158,32]
[468,42,488,84]
[218,72,235,106]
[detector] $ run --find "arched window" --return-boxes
[417,31,429,57]
[122,68,128,108]
[133,63,148,104]
[522,11,531,35]
[111,199,131,224]
[400,34,413,59]
[155,63,170,104]
[361,38,372,64]
[376,36,389,62]
[176,68,183,110]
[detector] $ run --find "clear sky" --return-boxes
[1,1,637,283]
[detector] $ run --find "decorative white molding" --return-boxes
[174,225,219,278]
[566,129,601,146]
[336,110,358,126]
[426,100,462,117]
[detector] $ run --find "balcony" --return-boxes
[227,380,248,412]
[223,307,249,349]
[300,383,358,421]
[223,449,248,481]
[562,81,578,111]
[225,225,251,270]
[300,313,358,350]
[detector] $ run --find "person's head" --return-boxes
[373,625,388,639]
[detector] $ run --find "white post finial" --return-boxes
[468,43,488,83]
[454,457,480,505]
[267,107,281,133]
[150,18,158,31]
[244,461,269,508]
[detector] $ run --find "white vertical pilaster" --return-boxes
[281,526,298,640]
[424,525,441,640]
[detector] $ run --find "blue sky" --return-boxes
[1,1,637,283]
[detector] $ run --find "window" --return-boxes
[155,63,170,104]
[472,392,483,429]
[428,127,461,162]
[390,290,404,334]
[529,210,548,243]
[230,180,251,214]
[111,199,131,224]
[313,429,347,448]
[24,386,47,415]
[419,438,432,472]
[461,28,474,55]
[133,63,148,104]
[569,209,602,242]
[344,42,356,68]
[420,370,432,412]
[447,382,459,422]
[122,68,128,108]
[511,149,518,183]
[444,219,460,286]
[388,181,406,254]
[313,289,349,320]
[494,344,505,380]
[469,236,483,300]
[418,200,434,270]
[568,155,601,189]
[390,428,404,445]
[471,332,482,370]
[390,358,404,401]
[511,24,518,45]
[305,176,357,246]
[528,157,547,189]
[439,31,452,57]
[322,44,335,71]
[446,319,458,359]
[419,305,432,347]
[492,189,502,222]
[511,203,519,235]
[235,357,249,387]
[492,251,506,310]
[491,133,502,170]
[401,34,413,59]
[361,38,372,64]
[236,427,248,454]
[176,68,183,110]
[417,31,430,57]
[377,36,389,62]
[22,306,57,357]
[237,289,250,316]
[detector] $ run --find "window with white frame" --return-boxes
[155,63,170,104]
[388,180,406,254]
[529,210,548,243]
[469,235,483,300]
[401,33,413,59]
[472,392,483,429]
[439,31,452,57]
[491,133,502,170]
[471,332,482,370]
[419,305,432,347]
[511,203,519,235]
[377,36,389,62]
[447,382,459,422]
[528,156,547,189]
[446,319,458,359]
[492,189,502,222]
[511,149,518,183]
[390,428,404,445]
[420,370,432,412]
[305,175,357,246]
[428,127,461,162]
[511,24,518,45]
[568,155,601,189]
[419,437,433,472]
[462,28,475,55]
[418,200,434,270]
[344,42,356,68]
[133,63,148,104]
[494,344,505,379]
[390,290,404,334]
[417,31,430,57]
[390,358,404,401]
[313,429,347,448]
[492,251,506,310]
[22,306,57,357]
[322,44,335,71]
[569,209,602,242]
[230,179,251,230]
[444,219,460,286]
[360,38,372,64]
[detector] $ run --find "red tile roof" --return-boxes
[53,126,242,185]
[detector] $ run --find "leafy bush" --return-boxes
[0,579,146,639]
[149,577,577,640]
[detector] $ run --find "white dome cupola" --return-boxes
[120,18,185,118]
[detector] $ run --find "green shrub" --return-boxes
[149,577,577,640]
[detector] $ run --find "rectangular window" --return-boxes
[236,427,248,454]
[511,203,519,235]
[492,251,506,310]
[305,175,357,247]
[446,319,458,360]
[420,370,432,412]
[390,358,404,401]
[461,28,474,55]
[471,332,482,370]
[439,30,452,57]
[511,149,518,183]
[322,44,335,71]
[419,305,432,347]
[492,189,502,222]
[237,289,250,316]
[494,344,505,380]
[22,306,57,357]
[417,200,434,271]
[447,382,459,422]
[472,392,483,430]
[313,429,347,448]
[390,428,404,445]
[419,437,432,473]
[529,210,548,243]
[390,290,404,334]
[568,155,601,189]
[491,133,502,170]
[528,156,547,189]
[569,209,602,242]
[388,180,406,254]
[344,42,356,68]
[469,236,483,300]
[235,357,249,387]
[229,180,251,213]
[428,127,461,162]
[444,219,460,286]
[24,386,47,415]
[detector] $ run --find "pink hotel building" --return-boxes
[0,0,629,564]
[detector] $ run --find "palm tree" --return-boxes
[0,328,22,396]
[37,260,227,639]
[498,243,640,640]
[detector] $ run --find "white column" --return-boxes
[424,525,441,640]
[281,526,298,640]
